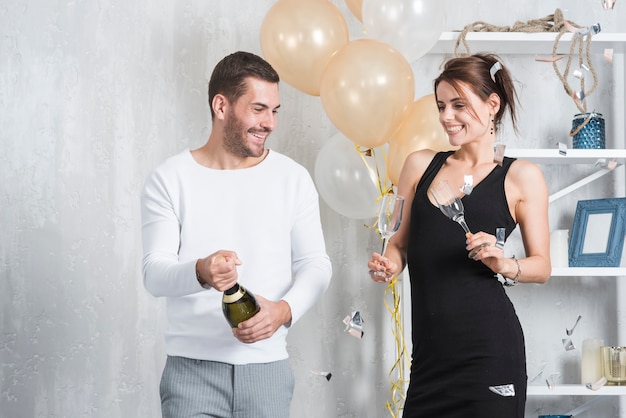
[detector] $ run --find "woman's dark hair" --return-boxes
[208,51,280,119]
[434,53,519,134]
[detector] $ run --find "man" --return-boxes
[141,51,332,418]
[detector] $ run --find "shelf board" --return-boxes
[528,384,626,396]
[503,149,625,202]
[505,148,626,164]
[431,32,626,55]
[551,267,626,277]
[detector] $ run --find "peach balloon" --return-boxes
[320,39,414,149]
[345,0,363,22]
[387,94,454,185]
[260,0,349,96]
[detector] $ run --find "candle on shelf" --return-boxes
[581,338,604,384]
[550,229,569,268]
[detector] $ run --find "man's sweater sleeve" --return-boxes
[280,180,332,325]
[140,170,200,298]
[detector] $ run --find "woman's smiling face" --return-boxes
[436,80,496,147]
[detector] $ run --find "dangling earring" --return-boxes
[491,115,504,165]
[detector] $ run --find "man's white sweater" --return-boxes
[141,149,332,364]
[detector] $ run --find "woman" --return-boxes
[368,53,551,417]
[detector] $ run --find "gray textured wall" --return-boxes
[1,1,625,417]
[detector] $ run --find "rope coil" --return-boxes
[452,9,599,136]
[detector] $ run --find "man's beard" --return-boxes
[223,110,267,158]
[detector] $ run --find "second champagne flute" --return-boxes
[428,180,488,258]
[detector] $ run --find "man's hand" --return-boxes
[196,251,241,291]
[232,296,292,344]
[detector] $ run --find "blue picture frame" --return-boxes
[568,198,626,267]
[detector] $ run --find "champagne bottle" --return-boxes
[222,283,260,328]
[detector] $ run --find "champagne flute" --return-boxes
[428,180,488,258]
[377,193,405,256]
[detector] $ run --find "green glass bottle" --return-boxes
[222,283,260,328]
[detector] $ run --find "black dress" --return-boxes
[403,151,526,418]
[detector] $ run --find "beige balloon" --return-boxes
[387,94,455,185]
[320,39,414,149]
[345,0,363,22]
[260,0,349,96]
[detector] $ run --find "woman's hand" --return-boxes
[367,252,398,283]
[466,231,512,275]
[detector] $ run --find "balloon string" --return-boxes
[383,277,410,417]
[354,143,408,415]
[355,144,393,231]
[355,144,392,197]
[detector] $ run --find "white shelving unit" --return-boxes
[528,384,626,396]
[505,149,626,164]
[431,31,626,55]
[430,32,626,403]
[530,264,626,398]
[551,267,626,276]
[505,149,626,202]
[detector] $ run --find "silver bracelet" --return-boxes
[502,256,521,287]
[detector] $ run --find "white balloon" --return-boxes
[314,133,387,219]
[362,0,445,62]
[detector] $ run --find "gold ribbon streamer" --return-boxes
[384,278,410,417]
[355,144,392,197]
[354,144,393,231]
[354,144,408,415]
